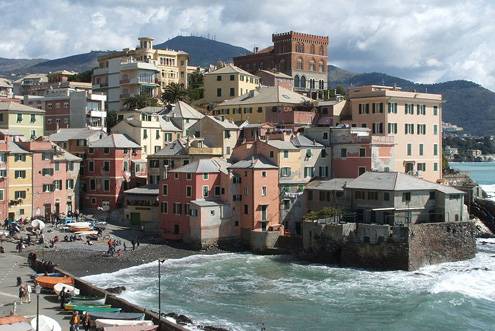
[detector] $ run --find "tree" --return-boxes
[123,94,159,111]
[68,70,92,83]
[442,152,450,173]
[106,111,118,133]
[304,207,342,221]
[187,70,204,101]
[161,83,190,105]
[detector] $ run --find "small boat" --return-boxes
[0,316,32,331]
[72,306,122,313]
[74,230,98,236]
[31,272,64,279]
[30,315,61,331]
[54,283,80,296]
[64,303,112,311]
[35,275,74,289]
[95,319,154,328]
[88,312,145,321]
[0,315,27,325]
[71,295,106,305]
[67,222,92,232]
[103,325,158,331]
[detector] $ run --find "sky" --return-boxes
[1,0,494,90]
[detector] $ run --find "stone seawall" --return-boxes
[32,261,186,331]
[408,221,476,270]
[302,221,477,271]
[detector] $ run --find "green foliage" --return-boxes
[123,94,159,111]
[442,152,450,172]
[161,83,190,104]
[295,100,316,112]
[187,69,204,101]
[304,207,342,221]
[68,70,92,82]
[443,135,495,161]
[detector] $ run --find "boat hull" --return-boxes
[35,276,74,289]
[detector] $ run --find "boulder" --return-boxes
[105,286,126,294]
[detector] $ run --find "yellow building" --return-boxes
[212,86,313,123]
[7,141,33,220]
[93,37,189,112]
[0,102,45,139]
[111,107,181,159]
[203,64,260,105]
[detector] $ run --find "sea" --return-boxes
[84,162,495,331]
[450,161,495,200]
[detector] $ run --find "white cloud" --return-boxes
[1,0,495,89]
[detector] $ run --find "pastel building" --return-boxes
[0,139,8,221]
[18,138,81,218]
[6,141,33,220]
[162,101,204,135]
[203,64,260,105]
[0,102,45,139]
[256,70,294,90]
[83,134,143,210]
[345,85,442,182]
[212,86,315,125]
[188,115,239,159]
[124,185,160,232]
[93,37,189,112]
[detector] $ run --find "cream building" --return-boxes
[7,141,33,220]
[346,85,442,182]
[93,37,189,112]
[111,107,181,159]
[0,102,45,139]
[188,115,239,159]
[203,64,260,105]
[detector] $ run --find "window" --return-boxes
[88,148,94,154]
[216,75,222,81]
[304,167,314,178]
[202,185,209,197]
[387,102,397,113]
[163,184,168,196]
[103,179,110,191]
[434,125,438,135]
[54,162,60,171]
[340,148,347,158]
[173,203,182,215]
[367,191,378,200]
[244,204,249,214]
[417,124,426,135]
[384,192,390,201]
[103,161,110,172]
[280,167,291,177]
[433,106,438,116]
[186,173,192,180]
[417,163,426,171]
[0,189,3,201]
[143,129,148,139]
[88,161,94,172]
[402,192,411,202]
[405,124,414,134]
[355,191,365,200]
[429,191,436,200]
[217,88,222,97]
[14,154,26,162]
[30,114,36,123]
[186,186,192,197]
[321,149,327,158]
[434,144,438,156]
[17,114,22,122]
[434,163,439,171]
[14,170,26,178]
[407,144,412,156]
[215,186,221,196]
[358,167,366,176]
[41,168,53,176]
[66,179,74,190]
[15,191,26,199]
[203,173,209,180]
[161,202,168,214]
[319,166,329,177]
[269,151,274,158]
[90,179,96,190]
[262,171,267,177]
[419,144,424,156]
[359,148,366,157]
[387,123,398,134]
[103,147,110,154]
[283,150,289,158]
[42,184,52,192]
[261,186,267,196]
[230,88,235,96]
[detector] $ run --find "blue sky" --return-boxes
[1,0,494,90]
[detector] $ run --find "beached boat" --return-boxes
[74,230,98,236]
[54,283,80,296]
[71,295,106,305]
[35,275,74,289]
[64,303,112,311]
[67,222,92,232]
[72,306,122,313]
[88,312,145,321]
[30,315,61,331]
[31,272,64,279]
[0,316,27,325]
[95,319,154,328]
[103,325,158,331]
[0,316,31,331]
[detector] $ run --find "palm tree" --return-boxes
[161,83,190,105]
[123,93,159,111]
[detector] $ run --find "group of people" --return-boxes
[69,311,90,331]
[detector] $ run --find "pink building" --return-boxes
[256,70,294,90]
[18,137,82,218]
[0,137,8,221]
[82,134,143,211]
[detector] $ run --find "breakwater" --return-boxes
[32,260,186,331]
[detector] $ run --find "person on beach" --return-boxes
[59,288,67,309]
[26,284,32,303]
[81,312,90,331]
[123,242,127,251]
[18,284,24,304]
[70,311,80,331]
[131,240,135,251]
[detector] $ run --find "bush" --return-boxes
[304,207,342,221]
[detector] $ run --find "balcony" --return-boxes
[371,136,394,145]
[186,147,223,156]
[120,61,159,72]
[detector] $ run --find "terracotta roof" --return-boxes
[218,86,313,106]
[89,134,140,149]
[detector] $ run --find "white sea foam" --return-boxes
[481,184,495,201]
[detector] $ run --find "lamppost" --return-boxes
[158,259,165,330]
[34,284,41,331]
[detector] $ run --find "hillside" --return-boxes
[156,36,250,67]
[328,68,495,136]
[22,51,110,74]
[0,57,47,74]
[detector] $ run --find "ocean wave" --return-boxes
[481,184,495,201]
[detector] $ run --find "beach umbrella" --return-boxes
[29,315,61,331]
[31,219,45,231]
